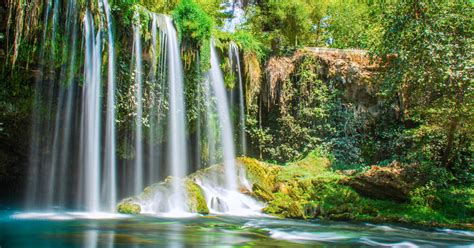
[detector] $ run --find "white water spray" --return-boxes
[82,10,102,212]
[157,15,188,213]
[229,42,247,155]
[209,43,237,190]
[133,21,144,195]
[102,0,117,211]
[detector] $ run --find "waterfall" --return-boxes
[209,43,237,190]
[133,21,144,195]
[229,42,247,155]
[82,10,102,213]
[204,76,218,166]
[148,14,159,186]
[157,15,189,213]
[102,0,117,212]
[24,2,260,216]
[26,0,60,210]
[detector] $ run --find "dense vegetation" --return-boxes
[0,0,472,225]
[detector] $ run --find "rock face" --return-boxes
[344,162,422,202]
[263,48,382,118]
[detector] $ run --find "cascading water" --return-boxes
[24,2,262,217]
[179,43,264,216]
[82,10,102,213]
[229,42,247,155]
[133,21,144,196]
[209,43,237,191]
[102,0,117,212]
[157,15,188,213]
[147,14,161,186]
[26,0,61,210]
[204,76,218,167]
[27,1,117,213]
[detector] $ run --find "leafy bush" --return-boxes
[172,0,213,70]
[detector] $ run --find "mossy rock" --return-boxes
[186,179,209,214]
[264,192,306,219]
[252,182,275,202]
[237,157,279,190]
[117,199,141,215]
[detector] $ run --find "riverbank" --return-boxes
[238,154,473,230]
[119,153,473,230]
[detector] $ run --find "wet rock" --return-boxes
[186,180,209,214]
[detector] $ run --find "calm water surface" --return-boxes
[0,210,473,247]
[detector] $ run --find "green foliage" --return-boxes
[248,55,336,162]
[244,0,385,53]
[240,155,473,226]
[231,30,265,60]
[373,0,474,175]
[323,0,385,49]
[247,0,318,52]
[172,0,213,71]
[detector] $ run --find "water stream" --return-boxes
[209,43,238,191]
[2,212,473,247]
[157,15,189,214]
[133,20,144,196]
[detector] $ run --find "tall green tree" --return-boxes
[374,0,473,171]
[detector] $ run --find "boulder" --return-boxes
[344,162,421,202]
[186,179,209,214]
[117,199,141,214]
[252,182,274,202]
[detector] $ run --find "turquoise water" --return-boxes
[0,211,473,247]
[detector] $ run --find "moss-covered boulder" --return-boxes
[264,192,306,218]
[344,162,423,202]
[117,199,141,215]
[252,182,275,202]
[237,157,279,192]
[186,179,209,214]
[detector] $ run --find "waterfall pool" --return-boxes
[1,210,473,247]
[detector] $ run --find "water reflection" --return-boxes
[1,212,473,247]
[84,229,98,248]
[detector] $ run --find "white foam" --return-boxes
[270,230,351,242]
[196,177,265,217]
[360,237,419,247]
[11,212,129,220]
[141,211,199,218]
[437,228,474,237]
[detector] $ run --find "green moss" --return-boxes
[264,192,305,219]
[117,199,142,215]
[278,152,332,182]
[239,153,473,229]
[237,157,279,191]
[172,0,213,71]
[186,179,209,214]
[252,183,274,202]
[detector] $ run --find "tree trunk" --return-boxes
[441,118,458,170]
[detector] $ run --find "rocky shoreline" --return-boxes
[118,155,473,230]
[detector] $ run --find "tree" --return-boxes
[374,0,473,170]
